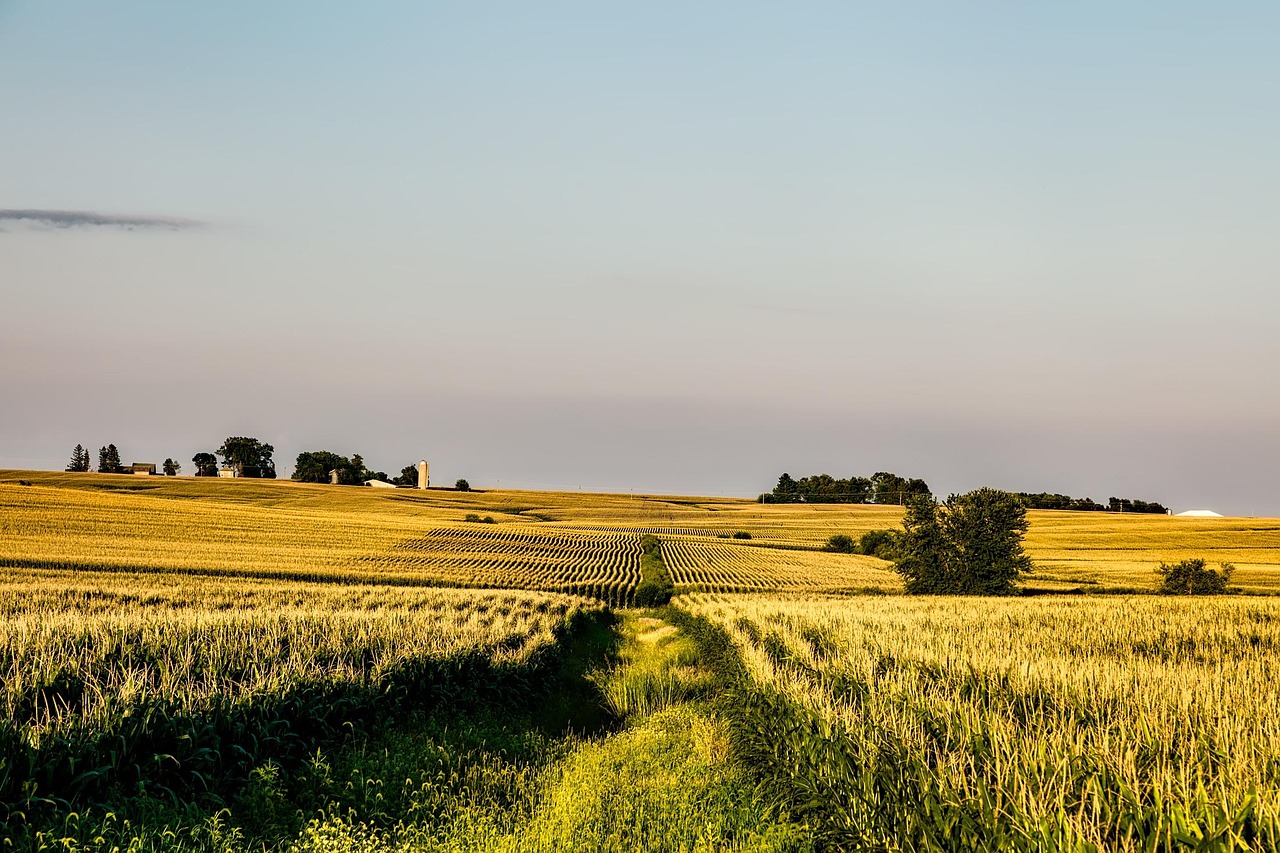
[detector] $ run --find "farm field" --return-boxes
[5,469,1280,850]
[683,593,1280,850]
[5,469,1280,594]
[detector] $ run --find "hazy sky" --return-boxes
[3,2,1278,513]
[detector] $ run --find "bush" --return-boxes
[1156,559,1235,595]
[732,531,752,540]
[455,479,471,491]
[858,529,898,559]
[824,534,857,554]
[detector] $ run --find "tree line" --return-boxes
[66,438,277,478]
[760,472,932,505]
[759,470,1167,514]
[1012,492,1168,514]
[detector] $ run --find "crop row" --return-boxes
[660,538,897,592]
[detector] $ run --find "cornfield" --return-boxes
[0,567,603,825]
[682,593,1280,850]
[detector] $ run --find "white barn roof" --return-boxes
[1175,509,1224,517]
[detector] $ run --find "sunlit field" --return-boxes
[4,469,1280,594]
[682,593,1280,850]
[5,469,1280,850]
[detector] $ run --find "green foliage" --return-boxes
[191,451,218,477]
[766,471,929,504]
[1155,559,1235,595]
[293,451,364,485]
[455,478,471,492]
[893,488,1032,595]
[162,457,180,476]
[65,444,91,472]
[394,464,419,487]
[858,529,898,559]
[732,530,752,540]
[463,514,495,524]
[216,437,276,478]
[824,534,856,554]
[634,536,674,607]
[96,444,122,474]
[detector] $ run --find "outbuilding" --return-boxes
[1175,509,1224,518]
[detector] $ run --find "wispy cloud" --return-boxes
[0,209,203,231]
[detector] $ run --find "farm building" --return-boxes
[1176,509,1224,517]
[130,463,157,476]
[366,479,396,489]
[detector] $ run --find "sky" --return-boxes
[2,2,1278,513]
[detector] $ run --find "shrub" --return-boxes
[824,534,857,554]
[464,513,481,523]
[732,531,752,540]
[858,529,898,559]
[1156,559,1235,595]
[455,479,471,492]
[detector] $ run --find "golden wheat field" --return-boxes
[3,469,1280,594]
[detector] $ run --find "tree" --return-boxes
[216,437,276,479]
[97,444,122,474]
[394,464,419,487]
[66,445,90,472]
[455,479,471,492]
[163,458,180,476]
[1155,559,1234,595]
[893,489,1032,595]
[292,451,363,485]
[872,472,931,505]
[771,473,800,503]
[192,452,219,477]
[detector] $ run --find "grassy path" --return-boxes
[25,610,810,853]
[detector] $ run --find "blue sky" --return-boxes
[2,2,1278,512]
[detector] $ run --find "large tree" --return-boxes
[216,437,276,478]
[893,488,1032,595]
[293,451,364,485]
[66,444,90,472]
[163,458,180,476]
[192,452,219,477]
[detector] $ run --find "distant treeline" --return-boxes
[1015,493,1169,514]
[763,473,1168,514]
[760,472,931,505]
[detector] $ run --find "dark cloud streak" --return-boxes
[0,209,202,231]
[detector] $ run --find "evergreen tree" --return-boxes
[66,444,90,472]
[96,445,121,473]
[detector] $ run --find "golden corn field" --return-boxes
[683,593,1280,850]
[5,468,1280,850]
